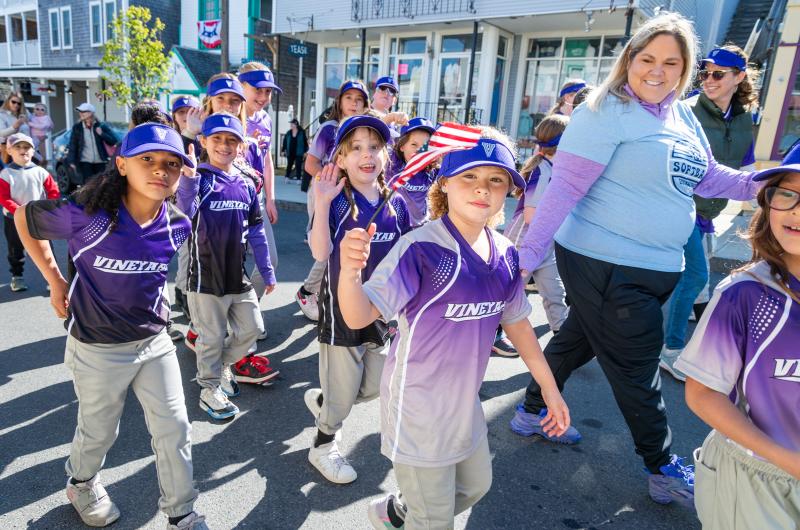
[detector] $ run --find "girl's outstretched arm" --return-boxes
[686,378,800,479]
[14,205,69,318]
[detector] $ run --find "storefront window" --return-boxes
[323,45,379,108]
[389,37,428,117]
[436,33,481,122]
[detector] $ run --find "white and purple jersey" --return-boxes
[505,159,552,246]
[676,261,800,454]
[362,215,531,466]
[387,152,436,228]
[25,198,190,344]
[185,163,272,295]
[318,188,411,346]
[308,120,338,166]
[246,109,272,151]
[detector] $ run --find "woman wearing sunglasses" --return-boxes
[660,44,760,381]
[0,91,30,164]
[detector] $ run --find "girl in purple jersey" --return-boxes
[296,80,370,322]
[338,127,571,530]
[180,114,277,421]
[387,117,437,228]
[14,124,209,529]
[304,115,410,485]
[676,146,800,528]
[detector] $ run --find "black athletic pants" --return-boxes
[4,214,24,276]
[523,243,679,473]
[285,154,302,180]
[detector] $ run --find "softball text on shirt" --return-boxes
[676,261,800,454]
[362,215,531,466]
[25,198,190,344]
[317,188,411,346]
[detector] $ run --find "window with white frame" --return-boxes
[388,37,427,116]
[322,45,379,108]
[48,8,60,50]
[90,0,117,46]
[61,7,72,49]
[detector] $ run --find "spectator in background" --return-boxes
[67,102,118,192]
[29,103,54,166]
[281,119,308,180]
[0,91,30,164]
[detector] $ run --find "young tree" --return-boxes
[100,6,170,109]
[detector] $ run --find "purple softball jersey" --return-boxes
[25,198,190,344]
[676,261,800,453]
[246,109,272,151]
[317,188,411,346]
[387,153,436,228]
[362,215,531,466]
[308,121,338,166]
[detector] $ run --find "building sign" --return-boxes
[288,43,309,57]
[198,19,222,49]
[31,83,57,96]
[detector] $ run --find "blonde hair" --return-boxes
[2,91,26,117]
[516,114,569,198]
[588,12,698,111]
[239,61,270,74]
[334,123,392,221]
[202,73,247,125]
[428,126,517,229]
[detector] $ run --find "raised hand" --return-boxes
[185,107,206,136]
[182,143,197,179]
[312,163,345,205]
[340,223,376,273]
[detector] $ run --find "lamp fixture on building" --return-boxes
[584,10,595,32]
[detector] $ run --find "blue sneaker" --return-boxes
[648,454,695,507]
[509,403,582,444]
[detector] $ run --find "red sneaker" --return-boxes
[184,328,199,352]
[233,355,280,384]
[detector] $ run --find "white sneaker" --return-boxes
[199,386,239,420]
[296,288,320,321]
[10,276,27,292]
[257,328,268,341]
[308,441,357,484]
[167,511,209,529]
[66,475,121,527]
[659,346,687,382]
[304,388,322,419]
[220,365,240,397]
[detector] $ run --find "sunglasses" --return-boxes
[376,86,397,96]
[698,69,737,81]
[8,100,20,106]
[34,107,45,111]
[766,186,800,211]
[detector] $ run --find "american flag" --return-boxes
[390,122,482,190]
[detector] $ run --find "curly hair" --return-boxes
[739,172,800,302]
[72,166,128,231]
[130,100,171,129]
[428,126,517,229]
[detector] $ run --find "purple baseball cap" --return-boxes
[207,77,246,99]
[702,47,747,70]
[340,80,369,102]
[754,142,800,182]
[333,115,391,152]
[238,69,283,94]
[171,96,201,113]
[559,82,586,98]
[400,117,436,137]
[120,123,195,167]
[439,138,525,189]
[375,76,399,93]
[201,114,245,142]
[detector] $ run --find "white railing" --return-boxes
[6,40,40,67]
[24,39,38,65]
[9,41,24,66]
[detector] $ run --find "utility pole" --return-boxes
[221,0,229,71]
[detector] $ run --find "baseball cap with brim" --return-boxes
[207,77,246,99]
[400,117,436,137]
[120,123,195,168]
[172,96,200,113]
[7,132,34,147]
[238,70,283,94]
[333,115,392,152]
[559,82,586,98]
[754,143,800,182]
[75,102,96,113]
[439,139,525,190]
[701,48,746,70]
[201,114,245,142]
[340,80,369,102]
[376,76,399,93]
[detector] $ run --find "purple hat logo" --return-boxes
[222,117,230,125]
[156,128,168,140]
[225,80,232,87]
[483,142,495,158]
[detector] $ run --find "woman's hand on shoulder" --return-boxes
[312,163,345,205]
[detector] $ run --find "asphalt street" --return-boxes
[0,207,709,529]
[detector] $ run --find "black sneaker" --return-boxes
[492,333,518,357]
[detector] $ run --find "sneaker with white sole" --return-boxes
[199,387,239,420]
[368,494,405,529]
[509,404,582,444]
[648,454,695,507]
[308,440,357,484]
[659,346,686,382]
[257,328,268,341]
[220,364,240,397]
[10,276,27,292]
[296,287,319,321]
[233,355,279,384]
[491,333,518,357]
[66,475,121,527]
[167,511,209,529]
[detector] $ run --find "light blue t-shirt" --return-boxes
[555,94,710,272]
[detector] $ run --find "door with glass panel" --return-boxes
[389,37,428,118]
[435,33,481,123]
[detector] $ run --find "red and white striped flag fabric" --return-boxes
[390,122,481,190]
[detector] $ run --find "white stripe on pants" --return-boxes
[187,289,264,389]
[175,240,190,292]
[393,435,492,530]
[317,341,386,435]
[64,331,197,517]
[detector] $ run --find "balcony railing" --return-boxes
[351,0,476,22]
[395,100,483,125]
[7,39,39,67]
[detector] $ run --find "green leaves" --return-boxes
[99,6,170,109]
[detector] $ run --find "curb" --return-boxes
[276,199,307,213]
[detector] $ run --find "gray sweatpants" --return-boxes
[175,241,190,292]
[64,331,196,517]
[317,341,386,435]
[392,435,492,530]
[303,260,326,294]
[187,289,264,389]
[531,247,568,332]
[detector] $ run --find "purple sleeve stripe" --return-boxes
[247,223,276,286]
[694,149,760,200]
[518,151,605,271]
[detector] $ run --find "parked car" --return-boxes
[51,123,127,194]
